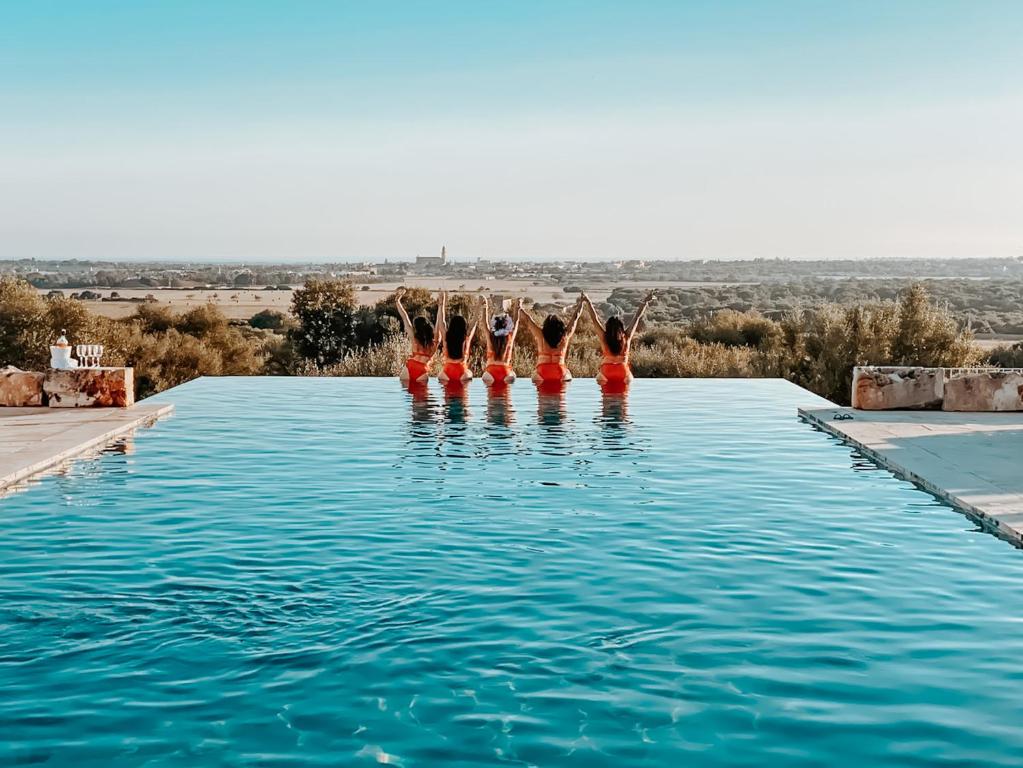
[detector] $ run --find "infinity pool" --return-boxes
[2,377,1022,766]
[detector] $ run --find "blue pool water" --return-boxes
[2,377,1023,766]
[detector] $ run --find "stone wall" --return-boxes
[853,366,1023,412]
[0,367,134,408]
[944,371,1023,412]
[852,367,944,410]
[0,367,45,407]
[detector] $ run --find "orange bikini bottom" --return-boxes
[600,362,631,384]
[443,361,471,381]
[405,357,430,381]
[485,363,514,385]
[535,362,570,382]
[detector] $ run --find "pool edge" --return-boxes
[799,406,1023,548]
[0,403,174,494]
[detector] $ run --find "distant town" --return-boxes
[3,251,1022,290]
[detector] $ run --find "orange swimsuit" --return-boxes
[485,362,514,385]
[535,351,570,383]
[600,361,630,384]
[403,359,427,384]
[405,355,431,382]
[442,359,471,382]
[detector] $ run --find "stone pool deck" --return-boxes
[801,407,1023,545]
[0,403,173,492]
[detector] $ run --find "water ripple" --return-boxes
[1,378,1022,767]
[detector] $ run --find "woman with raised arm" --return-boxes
[437,292,479,385]
[518,296,585,385]
[581,290,655,388]
[395,288,442,385]
[479,295,521,387]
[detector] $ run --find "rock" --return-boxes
[44,368,134,408]
[943,371,1023,412]
[851,366,944,410]
[0,366,45,407]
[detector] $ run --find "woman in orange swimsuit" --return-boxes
[581,290,655,390]
[437,292,478,385]
[518,296,584,385]
[395,288,441,385]
[479,295,521,387]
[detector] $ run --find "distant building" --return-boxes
[413,246,448,272]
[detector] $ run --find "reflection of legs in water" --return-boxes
[406,380,436,425]
[443,381,470,424]
[535,380,568,427]
[600,390,630,425]
[486,386,515,426]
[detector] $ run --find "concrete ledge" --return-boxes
[800,406,1023,546]
[0,403,172,492]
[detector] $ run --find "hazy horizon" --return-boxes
[4,254,1023,267]
[2,1,1021,262]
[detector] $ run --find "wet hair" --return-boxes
[445,314,468,360]
[605,316,626,356]
[490,314,510,358]
[541,315,566,349]
[412,316,434,347]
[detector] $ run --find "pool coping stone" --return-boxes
[800,406,1023,546]
[0,403,173,492]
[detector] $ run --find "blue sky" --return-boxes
[1,1,1021,261]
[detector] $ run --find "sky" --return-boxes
[1,1,1021,262]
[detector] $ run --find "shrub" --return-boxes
[289,279,359,367]
[249,309,288,331]
[176,303,229,337]
[131,303,176,333]
[987,342,1023,368]
[688,310,782,349]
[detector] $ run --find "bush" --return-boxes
[249,309,288,331]
[176,303,229,337]
[131,303,176,333]
[987,342,1023,368]
[289,279,359,367]
[688,310,781,349]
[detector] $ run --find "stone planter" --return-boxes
[0,367,46,407]
[43,368,134,408]
[851,366,944,410]
[943,370,1023,412]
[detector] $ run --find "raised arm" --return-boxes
[507,298,522,350]
[394,289,414,336]
[581,293,611,355]
[563,295,585,344]
[581,293,604,334]
[517,303,544,344]
[465,298,480,355]
[627,290,656,340]
[478,295,491,355]
[434,291,447,347]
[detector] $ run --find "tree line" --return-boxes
[2,276,1019,406]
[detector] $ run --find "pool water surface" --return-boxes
[2,377,1022,766]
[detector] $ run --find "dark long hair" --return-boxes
[445,315,468,359]
[605,316,626,356]
[541,315,566,348]
[413,316,434,347]
[490,314,511,358]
